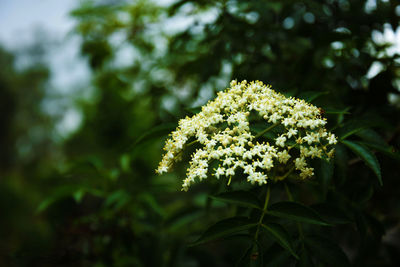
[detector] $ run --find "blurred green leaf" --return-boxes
[129,123,176,151]
[210,190,262,210]
[341,140,382,185]
[268,201,330,226]
[166,208,204,232]
[185,106,201,115]
[104,190,130,209]
[261,223,299,259]
[359,142,400,161]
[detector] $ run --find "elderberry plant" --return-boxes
[155,80,388,266]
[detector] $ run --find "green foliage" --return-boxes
[341,140,383,185]
[2,0,400,266]
[210,190,262,210]
[268,201,330,226]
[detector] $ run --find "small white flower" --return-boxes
[277,150,291,163]
[327,133,337,145]
[276,135,287,147]
[287,128,298,138]
[215,167,225,179]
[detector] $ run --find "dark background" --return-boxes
[1,0,400,266]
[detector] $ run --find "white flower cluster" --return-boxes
[156,80,337,191]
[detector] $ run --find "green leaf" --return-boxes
[128,123,176,151]
[305,235,351,267]
[311,203,351,224]
[185,106,201,115]
[337,119,374,140]
[139,193,165,217]
[261,223,299,259]
[210,190,262,210]
[341,140,383,185]
[354,130,400,161]
[314,159,334,198]
[166,208,203,232]
[324,107,350,115]
[37,185,103,213]
[355,128,387,147]
[297,91,328,102]
[190,216,257,246]
[104,189,130,209]
[235,243,254,267]
[268,201,330,226]
[334,144,348,185]
[359,142,400,161]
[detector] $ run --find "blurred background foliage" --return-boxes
[1,0,400,266]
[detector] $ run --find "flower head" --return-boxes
[156,80,337,191]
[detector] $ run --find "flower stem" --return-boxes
[254,185,271,240]
[276,166,295,181]
[255,122,280,139]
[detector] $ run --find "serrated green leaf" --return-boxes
[261,223,299,259]
[358,141,400,162]
[210,190,262,210]
[337,120,374,140]
[190,217,257,246]
[305,235,351,267]
[268,201,330,226]
[341,140,383,185]
[355,128,387,147]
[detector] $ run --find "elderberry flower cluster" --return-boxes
[156,80,337,191]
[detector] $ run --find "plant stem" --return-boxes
[277,166,295,181]
[168,140,199,167]
[254,185,271,240]
[254,122,280,139]
[284,182,305,245]
[284,182,293,201]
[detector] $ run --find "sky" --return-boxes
[0,0,89,91]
